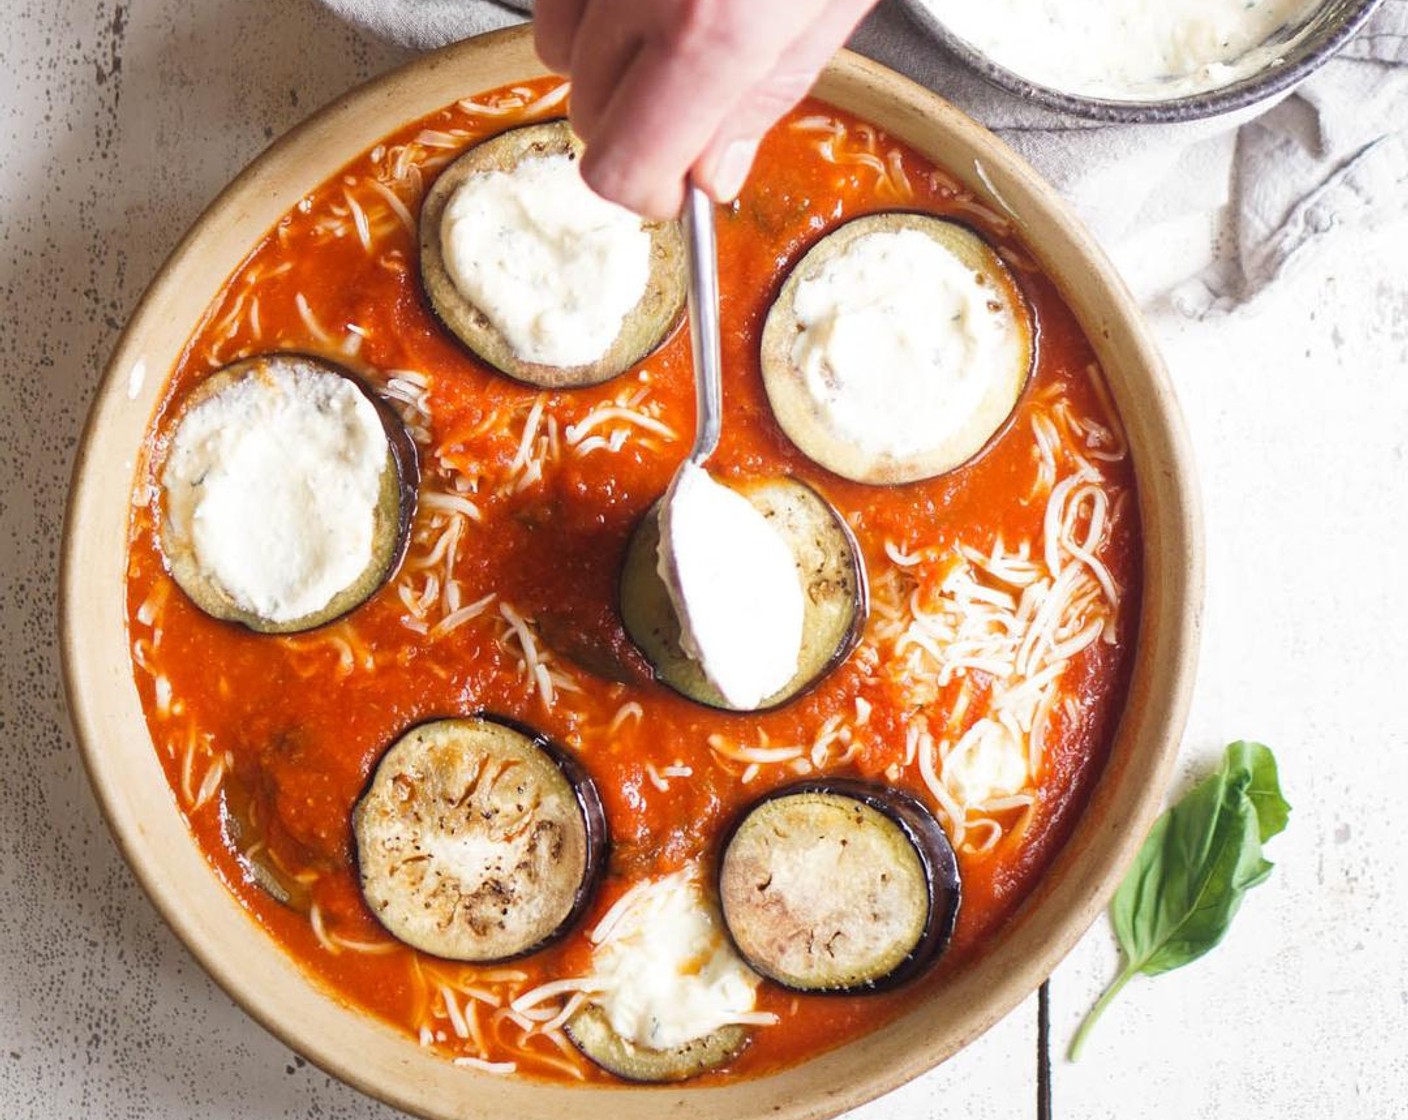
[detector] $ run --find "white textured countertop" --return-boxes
[3,2,1405,1117]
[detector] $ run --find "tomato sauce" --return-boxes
[125,78,1140,1083]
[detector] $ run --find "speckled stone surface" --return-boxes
[3,2,1405,1118]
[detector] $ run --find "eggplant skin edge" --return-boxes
[157,351,419,635]
[563,1004,748,1083]
[418,119,686,390]
[617,475,868,713]
[717,778,961,994]
[351,713,609,964]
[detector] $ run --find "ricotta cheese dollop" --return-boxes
[943,721,1030,807]
[591,869,764,1051]
[439,153,652,369]
[657,463,805,710]
[162,360,389,623]
[921,0,1321,101]
[790,228,1021,463]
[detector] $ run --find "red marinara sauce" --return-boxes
[125,77,1140,1083]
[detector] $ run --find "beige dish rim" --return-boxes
[59,25,1203,1120]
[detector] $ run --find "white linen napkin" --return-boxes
[318,0,1408,312]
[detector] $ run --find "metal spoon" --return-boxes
[652,182,724,580]
[653,183,815,709]
[652,181,722,619]
[679,181,722,466]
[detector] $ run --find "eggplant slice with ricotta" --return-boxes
[353,716,607,962]
[158,353,416,634]
[718,780,961,992]
[760,213,1034,485]
[564,867,763,1082]
[618,476,867,712]
[419,119,686,388]
[564,1006,747,1084]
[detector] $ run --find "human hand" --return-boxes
[535,0,879,218]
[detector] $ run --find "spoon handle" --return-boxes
[682,183,722,464]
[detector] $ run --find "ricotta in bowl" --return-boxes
[915,0,1324,102]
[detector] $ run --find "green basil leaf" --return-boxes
[1228,740,1291,843]
[1069,741,1289,1059]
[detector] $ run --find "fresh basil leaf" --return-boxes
[1069,741,1289,1059]
[1228,740,1291,843]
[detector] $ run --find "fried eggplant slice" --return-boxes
[618,476,867,711]
[353,716,607,962]
[419,120,685,388]
[760,213,1034,484]
[158,353,416,634]
[719,779,960,992]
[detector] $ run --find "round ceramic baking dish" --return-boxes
[60,24,1202,1120]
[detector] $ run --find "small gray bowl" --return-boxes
[897,0,1386,123]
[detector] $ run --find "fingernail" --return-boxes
[713,139,757,202]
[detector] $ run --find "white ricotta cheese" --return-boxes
[162,360,389,623]
[657,462,804,710]
[439,153,651,368]
[789,228,1022,463]
[591,869,763,1051]
[920,0,1321,101]
[943,720,1030,807]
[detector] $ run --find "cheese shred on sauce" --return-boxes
[162,361,389,622]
